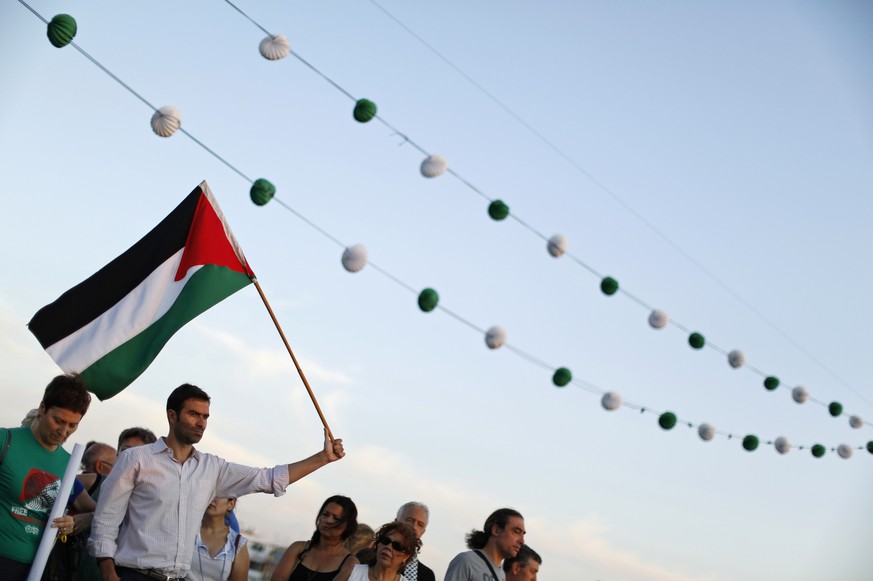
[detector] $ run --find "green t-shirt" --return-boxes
[0,426,72,564]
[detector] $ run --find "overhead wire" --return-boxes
[16,0,872,457]
[216,0,873,425]
[362,0,872,410]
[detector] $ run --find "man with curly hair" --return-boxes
[444,508,525,581]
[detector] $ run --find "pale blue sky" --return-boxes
[2,1,872,579]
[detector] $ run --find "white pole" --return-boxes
[26,442,85,581]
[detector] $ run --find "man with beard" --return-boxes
[89,383,346,581]
[444,508,525,581]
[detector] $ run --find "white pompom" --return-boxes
[420,155,447,178]
[837,444,853,459]
[849,415,863,429]
[648,309,669,329]
[259,34,291,60]
[484,325,506,349]
[341,244,368,273]
[774,437,790,454]
[697,423,715,441]
[546,234,567,258]
[600,391,622,411]
[150,106,181,137]
[791,386,809,404]
[727,350,745,369]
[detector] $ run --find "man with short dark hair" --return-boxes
[89,383,346,581]
[502,544,541,581]
[116,427,157,454]
[0,374,93,579]
[396,501,435,581]
[444,508,525,581]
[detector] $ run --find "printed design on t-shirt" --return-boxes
[20,468,61,515]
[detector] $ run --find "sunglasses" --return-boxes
[377,535,408,553]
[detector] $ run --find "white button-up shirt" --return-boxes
[88,438,289,577]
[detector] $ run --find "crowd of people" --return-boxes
[0,374,541,581]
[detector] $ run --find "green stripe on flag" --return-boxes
[82,265,251,399]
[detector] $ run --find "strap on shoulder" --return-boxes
[234,530,242,557]
[0,428,12,468]
[472,549,500,581]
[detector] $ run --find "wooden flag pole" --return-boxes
[252,278,335,441]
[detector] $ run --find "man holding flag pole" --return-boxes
[27,181,346,580]
[89,383,344,581]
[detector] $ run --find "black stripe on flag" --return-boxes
[28,186,203,349]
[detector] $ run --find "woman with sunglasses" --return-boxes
[272,495,359,581]
[187,497,249,581]
[338,522,420,581]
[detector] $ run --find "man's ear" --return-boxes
[512,562,522,574]
[167,409,177,425]
[38,402,46,416]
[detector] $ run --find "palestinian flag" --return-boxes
[28,181,254,400]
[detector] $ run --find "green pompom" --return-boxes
[417,288,439,312]
[47,14,77,48]
[828,401,843,417]
[353,99,378,123]
[552,367,572,387]
[250,178,276,206]
[867,441,873,454]
[742,435,759,451]
[688,332,705,349]
[763,376,780,391]
[600,276,619,296]
[488,200,510,221]
[811,444,826,458]
[658,412,677,430]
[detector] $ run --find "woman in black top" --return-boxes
[272,495,359,581]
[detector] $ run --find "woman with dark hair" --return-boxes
[271,495,359,581]
[338,522,419,581]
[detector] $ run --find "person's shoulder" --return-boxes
[285,539,308,553]
[123,438,165,455]
[444,551,476,579]
[0,426,16,446]
[125,440,162,459]
[114,439,165,470]
[195,448,227,464]
[3,425,30,444]
[446,550,475,567]
[417,560,436,581]
[229,528,247,548]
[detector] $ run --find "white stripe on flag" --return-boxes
[45,249,202,372]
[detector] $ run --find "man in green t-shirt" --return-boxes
[0,374,92,579]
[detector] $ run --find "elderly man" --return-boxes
[396,501,435,581]
[89,383,346,581]
[503,544,541,581]
[444,508,525,581]
[82,442,117,476]
[0,374,93,580]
